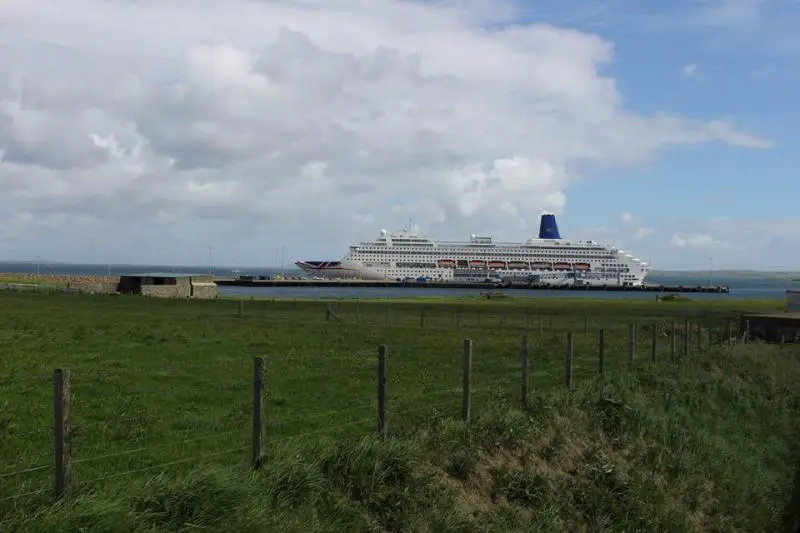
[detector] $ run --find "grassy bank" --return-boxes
[1,292,798,531]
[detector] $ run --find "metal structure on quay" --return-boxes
[214,277,731,294]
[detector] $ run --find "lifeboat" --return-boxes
[488,260,506,269]
[470,260,486,267]
[572,262,590,271]
[456,259,468,268]
[507,261,528,270]
[438,259,456,268]
[553,262,571,271]
[531,262,552,270]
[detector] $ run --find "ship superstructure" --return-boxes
[296,214,651,286]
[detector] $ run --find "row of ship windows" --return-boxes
[364,262,631,273]
[363,244,604,252]
[352,254,619,261]
[355,249,614,255]
[358,258,625,266]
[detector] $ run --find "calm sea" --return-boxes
[0,262,795,301]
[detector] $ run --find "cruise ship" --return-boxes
[296,214,651,286]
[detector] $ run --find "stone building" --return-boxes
[117,273,218,299]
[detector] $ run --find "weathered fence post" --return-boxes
[696,321,702,350]
[684,318,690,357]
[727,318,734,345]
[521,335,530,408]
[252,357,265,469]
[671,322,677,361]
[628,323,636,363]
[565,333,574,389]
[651,323,657,363]
[462,339,472,422]
[378,345,388,440]
[598,328,605,374]
[53,368,71,503]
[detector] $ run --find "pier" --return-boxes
[214,278,731,293]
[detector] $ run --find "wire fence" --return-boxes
[0,308,759,512]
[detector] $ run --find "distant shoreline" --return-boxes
[651,270,800,280]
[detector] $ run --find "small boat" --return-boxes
[437,259,456,268]
[572,262,590,271]
[553,262,571,270]
[470,260,486,267]
[531,262,552,270]
[488,261,506,269]
[507,261,528,269]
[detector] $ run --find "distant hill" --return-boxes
[652,270,800,280]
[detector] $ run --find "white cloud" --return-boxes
[683,63,698,76]
[633,227,655,240]
[698,0,765,28]
[0,0,772,264]
[621,212,633,223]
[670,233,731,249]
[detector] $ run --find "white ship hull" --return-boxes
[297,214,651,287]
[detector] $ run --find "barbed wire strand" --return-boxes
[80,445,250,485]
[0,488,47,503]
[0,464,50,480]
[72,427,247,465]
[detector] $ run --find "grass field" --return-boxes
[1,291,798,532]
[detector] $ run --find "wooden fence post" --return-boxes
[521,335,529,408]
[671,322,677,361]
[628,323,636,363]
[378,345,388,440]
[462,339,472,422]
[598,328,605,374]
[697,320,703,352]
[53,368,71,503]
[727,318,734,345]
[565,333,574,389]
[239,297,244,318]
[651,323,657,363]
[252,357,265,469]
[684,318,690,357]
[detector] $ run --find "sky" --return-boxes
[0,0,798,270]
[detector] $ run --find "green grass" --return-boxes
[0,275,67,288]
[0,291,798,532]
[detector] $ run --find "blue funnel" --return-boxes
[538,214,561,239]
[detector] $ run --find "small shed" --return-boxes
[787,290,800,313]
[118,273,217,299]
